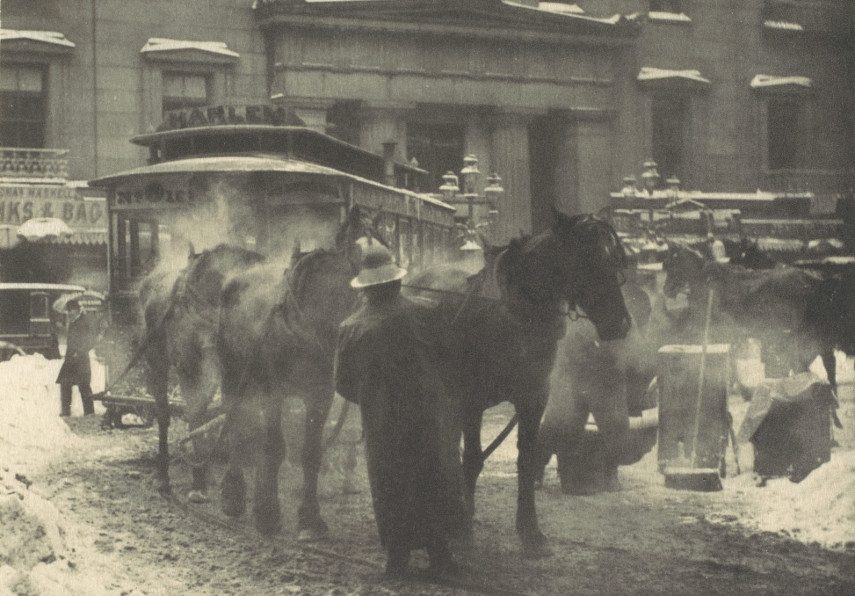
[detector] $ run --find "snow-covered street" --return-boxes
[2,353,854,594]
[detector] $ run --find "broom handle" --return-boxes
[690,288,715,466]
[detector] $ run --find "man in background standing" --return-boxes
[56,299,96,416]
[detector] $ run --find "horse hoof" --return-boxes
[187,490,209,504]
[253,505,282,536]
[157,483,172,497]
[297,527,328,542]
[221,472,246,518]
[520,531,551,558]
[521,540,552,559]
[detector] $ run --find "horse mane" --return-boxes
[188,244,265,275]
[283,248,347,306]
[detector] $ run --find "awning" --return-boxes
[141,38,239,61]
[637,67,710,91]
[16,218,73,242]
[50,230,108,245]
[750,75,812,90]
[0,29,75,48]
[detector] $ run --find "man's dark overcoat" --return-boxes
[334,294,463,552]
[56,313,97,385]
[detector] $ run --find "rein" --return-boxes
[91,276,184,400]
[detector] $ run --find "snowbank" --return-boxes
[0,470,108,595]
[726,452,855,550]
[0,353,105,469]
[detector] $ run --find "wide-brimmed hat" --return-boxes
[350,238,407,289]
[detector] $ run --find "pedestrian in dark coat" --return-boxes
[334,240,462,577]
[56,299,96,416]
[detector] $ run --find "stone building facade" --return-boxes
[1,0,851,243]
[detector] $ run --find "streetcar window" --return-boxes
[0,291,28,334]
[30,293,50,321]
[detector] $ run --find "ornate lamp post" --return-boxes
[460,154,481,226]
[641,159,660,195]
[435,155,504,249]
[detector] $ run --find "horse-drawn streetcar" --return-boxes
[86,104,458,430]
[89,104,457,323]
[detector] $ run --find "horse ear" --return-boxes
[186,242,196,260]
[549,205,561,230]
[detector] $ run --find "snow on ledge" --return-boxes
[502,1,621,24]
[647,11,692,23]
[140,38,239,59]
[0,29,75,48]
[750,75,813,89]
[763,20,804,32]
[535,2,585,15]
[638,67,710,85]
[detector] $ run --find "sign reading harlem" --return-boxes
[0,184,105,227]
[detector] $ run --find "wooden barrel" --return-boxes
[657,344,730,475]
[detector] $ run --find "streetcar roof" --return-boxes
[129,124,427,178]
[0,283,87,293]
[88,154,455,212]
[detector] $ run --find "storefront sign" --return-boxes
[0,184,105,227]
[158,104,303,132]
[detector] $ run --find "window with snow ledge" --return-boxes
[140,38,239,133]
[751,75,814,172]
[648,1,690,24]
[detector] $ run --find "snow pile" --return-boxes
[0,469,108,595]
[727,452,855,550]
[0,353,105,468]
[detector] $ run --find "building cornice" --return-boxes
[260,15,635,48]
[255,0,638,47]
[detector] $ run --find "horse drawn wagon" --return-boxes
[86,104,458,426]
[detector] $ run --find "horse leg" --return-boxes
[220,362,247,519]
[146,349,171,496]
[516,402,550,557]
[180,358,217,503]
[821,346,837,394]
[461,414,483,537]
[253,390,284,535]
[179,375,213,503]
[298,388,334,541]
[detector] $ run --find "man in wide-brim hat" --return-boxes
[334,238,463,576]
[56,299,97,416]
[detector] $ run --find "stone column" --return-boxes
[573,117,615,215]
[359,104,411,161]
[489,112,534,243]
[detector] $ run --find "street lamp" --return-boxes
[484,172,504,225]
[641,159,660,195]
[460,154,481,225]
[439,171,460,203]
[666,176,681,201]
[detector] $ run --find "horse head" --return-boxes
[497,208,630,341]
[550,210,631,341]
[662,243,706,298]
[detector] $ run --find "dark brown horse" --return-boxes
[406,209,632,555]
[662,243,854,393]
[215,208,368,539]
[139,244,266,497]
